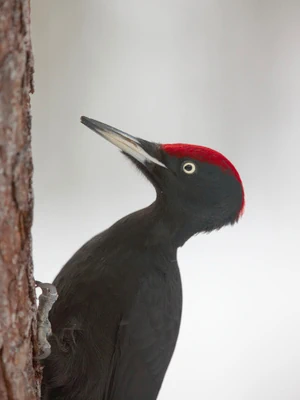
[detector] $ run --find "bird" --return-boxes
[41,117,245,400]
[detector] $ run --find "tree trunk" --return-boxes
[0,0,40,399]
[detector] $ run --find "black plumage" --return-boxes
[41,117,244,400]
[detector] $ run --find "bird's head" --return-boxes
[81,117,245,238]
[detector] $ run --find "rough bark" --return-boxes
[0,0,40,399]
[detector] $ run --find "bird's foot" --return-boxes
[35,280,58,360]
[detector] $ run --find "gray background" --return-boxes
[31,1,300,399]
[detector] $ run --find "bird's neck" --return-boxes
[110,195,201,253]
[130,197,199,249]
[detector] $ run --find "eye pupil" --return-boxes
[182,162,196,174]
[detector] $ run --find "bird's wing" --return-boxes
[41,235,141,399]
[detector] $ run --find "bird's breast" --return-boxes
[118,258,183,382]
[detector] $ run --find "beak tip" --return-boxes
[80,115,88,124]
[81,116,96,131]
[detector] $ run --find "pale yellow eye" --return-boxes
[182,162,196,174]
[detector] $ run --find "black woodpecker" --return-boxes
[41,117,245,400]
